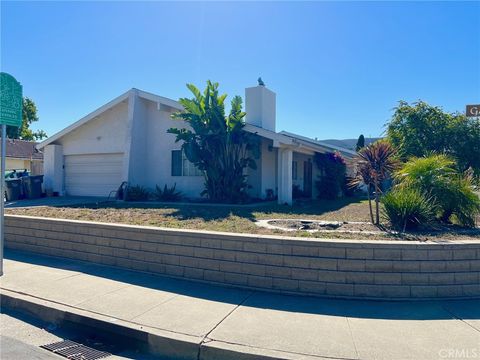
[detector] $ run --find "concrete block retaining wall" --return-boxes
[5,215,480,299]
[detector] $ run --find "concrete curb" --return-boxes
[199,341,326,360]
[0,288,308,360]
[1,288,201,359]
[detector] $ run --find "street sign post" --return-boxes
[0,72,23,276]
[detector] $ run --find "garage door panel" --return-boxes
[65,178,122,186]
[64,153,123,196]
[64,167,123,176]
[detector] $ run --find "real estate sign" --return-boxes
[0,72,23,127]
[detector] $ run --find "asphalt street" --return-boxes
[0,310,159,360]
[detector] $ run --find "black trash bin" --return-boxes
[5,179,22,201]
[22,175,44,199]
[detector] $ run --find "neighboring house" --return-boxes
[37,84,356,204]
[6,139,43,175]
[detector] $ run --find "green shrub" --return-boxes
[382,187,435,231]
[446,178,480,227]
[126,185,150,201]
[396,154,480,227]
[154,184,183,202]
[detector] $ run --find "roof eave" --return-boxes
[244,124,294,146]
[279,131,357,158]
[136,89,183,111]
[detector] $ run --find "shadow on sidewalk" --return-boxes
[4,249,480,322]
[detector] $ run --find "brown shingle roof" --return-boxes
[5,139,43,160]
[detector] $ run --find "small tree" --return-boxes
[351,161,375,224]
[355,134,365,152]
[7,97,47,140]
[168,81,260,203]
[350,141,397,225]
[386,100,480,173]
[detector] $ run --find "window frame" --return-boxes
[171,149,202,177]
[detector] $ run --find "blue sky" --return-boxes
[1,1,479,140]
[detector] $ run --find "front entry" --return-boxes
[303,160,313,198]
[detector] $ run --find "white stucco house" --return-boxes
[37,83,356,205]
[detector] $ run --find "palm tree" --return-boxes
[350,141,398,225]
[350,161,375,224]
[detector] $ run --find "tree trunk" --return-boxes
[367,186,374,224]
[374,181,380,225]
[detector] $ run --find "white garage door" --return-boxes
[64,153,124,196]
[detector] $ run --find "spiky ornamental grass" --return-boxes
[381,187,435,231]
[395,154,480,227]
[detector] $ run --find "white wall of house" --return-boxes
[43,144,64,195]
[58,101,128,156]
[245,137,279,200]
[141,97,205,198]
[245,85,276,132]
[125,94,148,185]
[277,148,293,205]
[260,139,277,198]
[48,101,128,196]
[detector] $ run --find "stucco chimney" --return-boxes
[245,82,276,132]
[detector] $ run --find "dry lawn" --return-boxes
[6,198,480,241]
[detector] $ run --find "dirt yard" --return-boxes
[6,198,480,241]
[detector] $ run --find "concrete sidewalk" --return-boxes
[1,251,479,360]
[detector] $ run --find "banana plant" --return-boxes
[168,81,260,203]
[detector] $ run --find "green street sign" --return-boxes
[0,72,23,127]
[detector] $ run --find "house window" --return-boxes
[182,151,202,176]
[171,150,182,176]
[171,150,202,176]
[292,161,298,180]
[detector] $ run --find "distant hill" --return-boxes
[320,138,382,151]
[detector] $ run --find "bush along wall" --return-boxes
[314,152,347,200]
[382,154,480,230]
